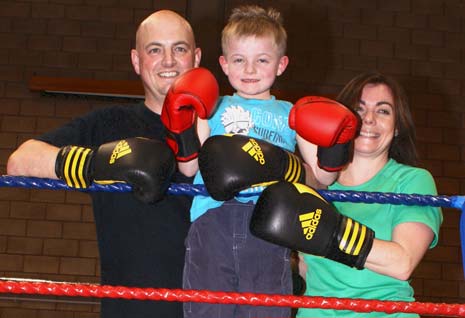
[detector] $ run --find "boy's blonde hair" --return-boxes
[221,5,287,56]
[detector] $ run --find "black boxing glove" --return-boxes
[250,181,374,269]
[55,137,175,203]
[199,134,305,201]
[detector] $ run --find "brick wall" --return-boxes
[0,0,464,317]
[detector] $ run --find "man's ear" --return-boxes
[194,48,202,67]
[131,49,140,75]
[219,56,229,75]
[276,55,289,76]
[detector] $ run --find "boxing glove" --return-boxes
[199,134,305,201]
[55,137,175,203]
[289,96,359,171]
[250,181,374,269]
[161,67,219,162]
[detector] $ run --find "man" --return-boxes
[7,10,201,318]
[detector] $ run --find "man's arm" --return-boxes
[9,137,177,203]
[7,139,60,179]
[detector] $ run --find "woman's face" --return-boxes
[353,83,397,160]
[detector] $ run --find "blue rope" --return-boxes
[3,174,465,278]
[1,175,463,210]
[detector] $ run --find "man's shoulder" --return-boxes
[87,103,143,117]
[80,103,149,129]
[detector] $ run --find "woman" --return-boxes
[296,71,443,317]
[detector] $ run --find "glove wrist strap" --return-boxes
[284,153,306,184]
[167,125,200,162]
[326,215,375,269]
[55,146,94,188]
[317,142,352,171]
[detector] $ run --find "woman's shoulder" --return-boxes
[384,159,437,193]
[386,159,433,178]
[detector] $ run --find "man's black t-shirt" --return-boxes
[38,103,192,318]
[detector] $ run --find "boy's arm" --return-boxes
[290,96,358,174]
[296,135,338,187]
[161,67,219,171]
[177,118,211,177]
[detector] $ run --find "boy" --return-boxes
[181,5,350,318]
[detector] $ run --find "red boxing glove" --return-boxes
[161,67,219,161]
[289,96,359,171]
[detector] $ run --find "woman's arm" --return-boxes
[364,222,434,280]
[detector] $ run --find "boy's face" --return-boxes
[219,35,288,100]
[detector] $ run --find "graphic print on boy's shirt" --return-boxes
[220,105,288,146]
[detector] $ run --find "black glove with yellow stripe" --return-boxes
[250,181,374,269]
[199,134,305,201]
[55,137,175,203]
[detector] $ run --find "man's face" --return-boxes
[132,15,201,110]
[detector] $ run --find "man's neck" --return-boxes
[144,97,163,115]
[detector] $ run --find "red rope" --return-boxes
[1,280,465,317]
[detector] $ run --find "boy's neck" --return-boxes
[235,91,272,100]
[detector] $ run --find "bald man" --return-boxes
[132,10,201,114]
[8,10,201,318]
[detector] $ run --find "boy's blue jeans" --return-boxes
[183,199,292,318]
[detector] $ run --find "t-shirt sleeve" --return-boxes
[392,169,443,248]
[37,119,86,147]
[35,110,102,147]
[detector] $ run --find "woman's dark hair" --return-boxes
[337,71,418,166]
